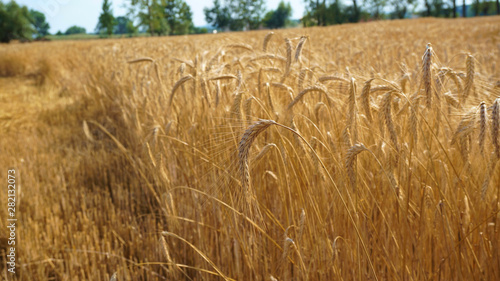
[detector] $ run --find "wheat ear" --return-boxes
[422,43,433,108]
[479,101,486,154]
[382,91,399,151]
[346,143,368,190]
[295,36,308,63]
[238,120,277,193]
[243,97,253,123]
[263,31,274,52]
[298,68,307,92]
[231,92,243,121]
[281,38,292,82]
[169,75,194,105]
[361,79,374,123]
[463,54,475,102]
[492,98,500,158]
[347,78,358,143]
[215,81,221,107]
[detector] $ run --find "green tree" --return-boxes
[451,0,457,17]
[204,0,265,31]
[263,1,292,29]
[303,0,328,26]
[129,0,168,35]
[0,1,34,43]
[432,0,445,16]
[365,0,387,19]
[390,0,414,19]
[163,0,193,35]
[351,0,360,21]
[65,25,86,35]
[96,0,115,37]
[204,0,231,30]
[229,0,266,30]
[29,9,50,38]
[114,16,136,34]
[331,0,350,24]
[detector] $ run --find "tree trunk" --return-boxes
[453,0,456,18]
[497,0,500,15]
[316,0,320,25]
[462,0,466,17]
[322,0,326,26]
[425,0,431,16]
[148,4,155,35]
[352,0,359,22]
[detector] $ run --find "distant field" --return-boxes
[0,16,499,280]
[46,33,150,41]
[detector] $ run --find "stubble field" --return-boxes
[0,16,500,280]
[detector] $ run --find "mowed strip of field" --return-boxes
[0,17,499,280]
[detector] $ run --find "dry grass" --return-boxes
[0,17,500,280]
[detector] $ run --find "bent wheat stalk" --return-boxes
[263,31,274,52]
[288,85,328,110]
[169,75,194,105]
[345,143,368,190]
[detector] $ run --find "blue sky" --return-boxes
[16,0,305,34]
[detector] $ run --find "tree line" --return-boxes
[1,0,499,43]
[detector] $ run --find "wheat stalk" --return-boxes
[253,143,277,162]
[481,151,499,200]
[318,75,349,84]
[288,84,327,110]
[250,54,287,63]
[225,43,253,52]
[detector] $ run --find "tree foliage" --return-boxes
[96,0,115,37]
[29,9,50,38]
[263,1,292,29]
[128,0,193,35]
[0,1,34,42]
[113,16,137,34]
[390,0,414,19]
[163,0,193,35]
[204,0,265,31]
[129,0,168,35]
[303,0,328,26]
[204,0,231,30]
[65,25,86,35]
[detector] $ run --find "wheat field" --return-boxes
[1,16,500,280]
